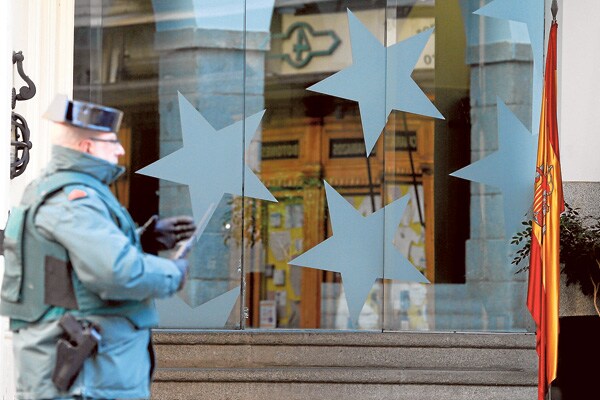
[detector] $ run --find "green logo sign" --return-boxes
[271,22,341,69]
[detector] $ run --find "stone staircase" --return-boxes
[151,330,537,400]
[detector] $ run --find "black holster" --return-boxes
[52,314,102,392]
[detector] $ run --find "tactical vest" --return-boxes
[0,170,158,329]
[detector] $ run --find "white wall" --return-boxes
[10,0,76,204]
[0,1,13,398]
[1,1,74,398]
[560,0,600,182]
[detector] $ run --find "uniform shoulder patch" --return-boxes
[67,189,88,201]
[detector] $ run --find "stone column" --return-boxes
[463,0,533,330]
[154,25,270,316]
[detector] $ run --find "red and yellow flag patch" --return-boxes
[67,189,88,201]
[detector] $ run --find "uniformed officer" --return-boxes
[0,95,195,399]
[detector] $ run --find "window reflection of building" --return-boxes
[255,2,440,329]
[73,0,442,330]
[255,108,436,328]
[73,0,533,332]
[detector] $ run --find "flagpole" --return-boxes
[551,6,557,400]
[547,4,558,399]
[550,4,558,400]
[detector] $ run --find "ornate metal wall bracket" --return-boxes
[11,51,36,179]
[11,112,32,178]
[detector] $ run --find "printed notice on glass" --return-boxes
[259,300,277,329]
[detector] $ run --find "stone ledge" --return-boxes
[154,367,536,386]
[466,42,533,65]
[152,329,535,349]
[155,344,536,370]
[155,28,270,51]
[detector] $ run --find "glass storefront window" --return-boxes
[74,0,539,332]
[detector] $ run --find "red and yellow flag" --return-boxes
[527,20,563,400]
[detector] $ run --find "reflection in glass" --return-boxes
[73,0,537,332]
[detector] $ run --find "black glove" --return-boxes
[140,215,196,253]
[173,259,189,290]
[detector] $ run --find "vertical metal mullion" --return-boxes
[239,0,248,330]
[382,0,402,333]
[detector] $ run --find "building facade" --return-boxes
[1,0,600,398]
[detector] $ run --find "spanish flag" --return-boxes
[527,20,563,400]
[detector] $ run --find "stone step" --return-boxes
[153,330,536,371]
[154,366,536,386]
[153,380,537,400]
[151,330,537,400]
[153,329,535,348]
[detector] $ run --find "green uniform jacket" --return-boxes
[3,145,183,399]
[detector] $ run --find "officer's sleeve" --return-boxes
[34,187,183,301]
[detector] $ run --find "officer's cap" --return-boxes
[44,94,123,133]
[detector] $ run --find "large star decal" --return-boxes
[475,0,544,135]
[289,181,428,327]
[156,287,240,328]
[307,9,443,157]
[137,92,277,226]
[451,99,537,240]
